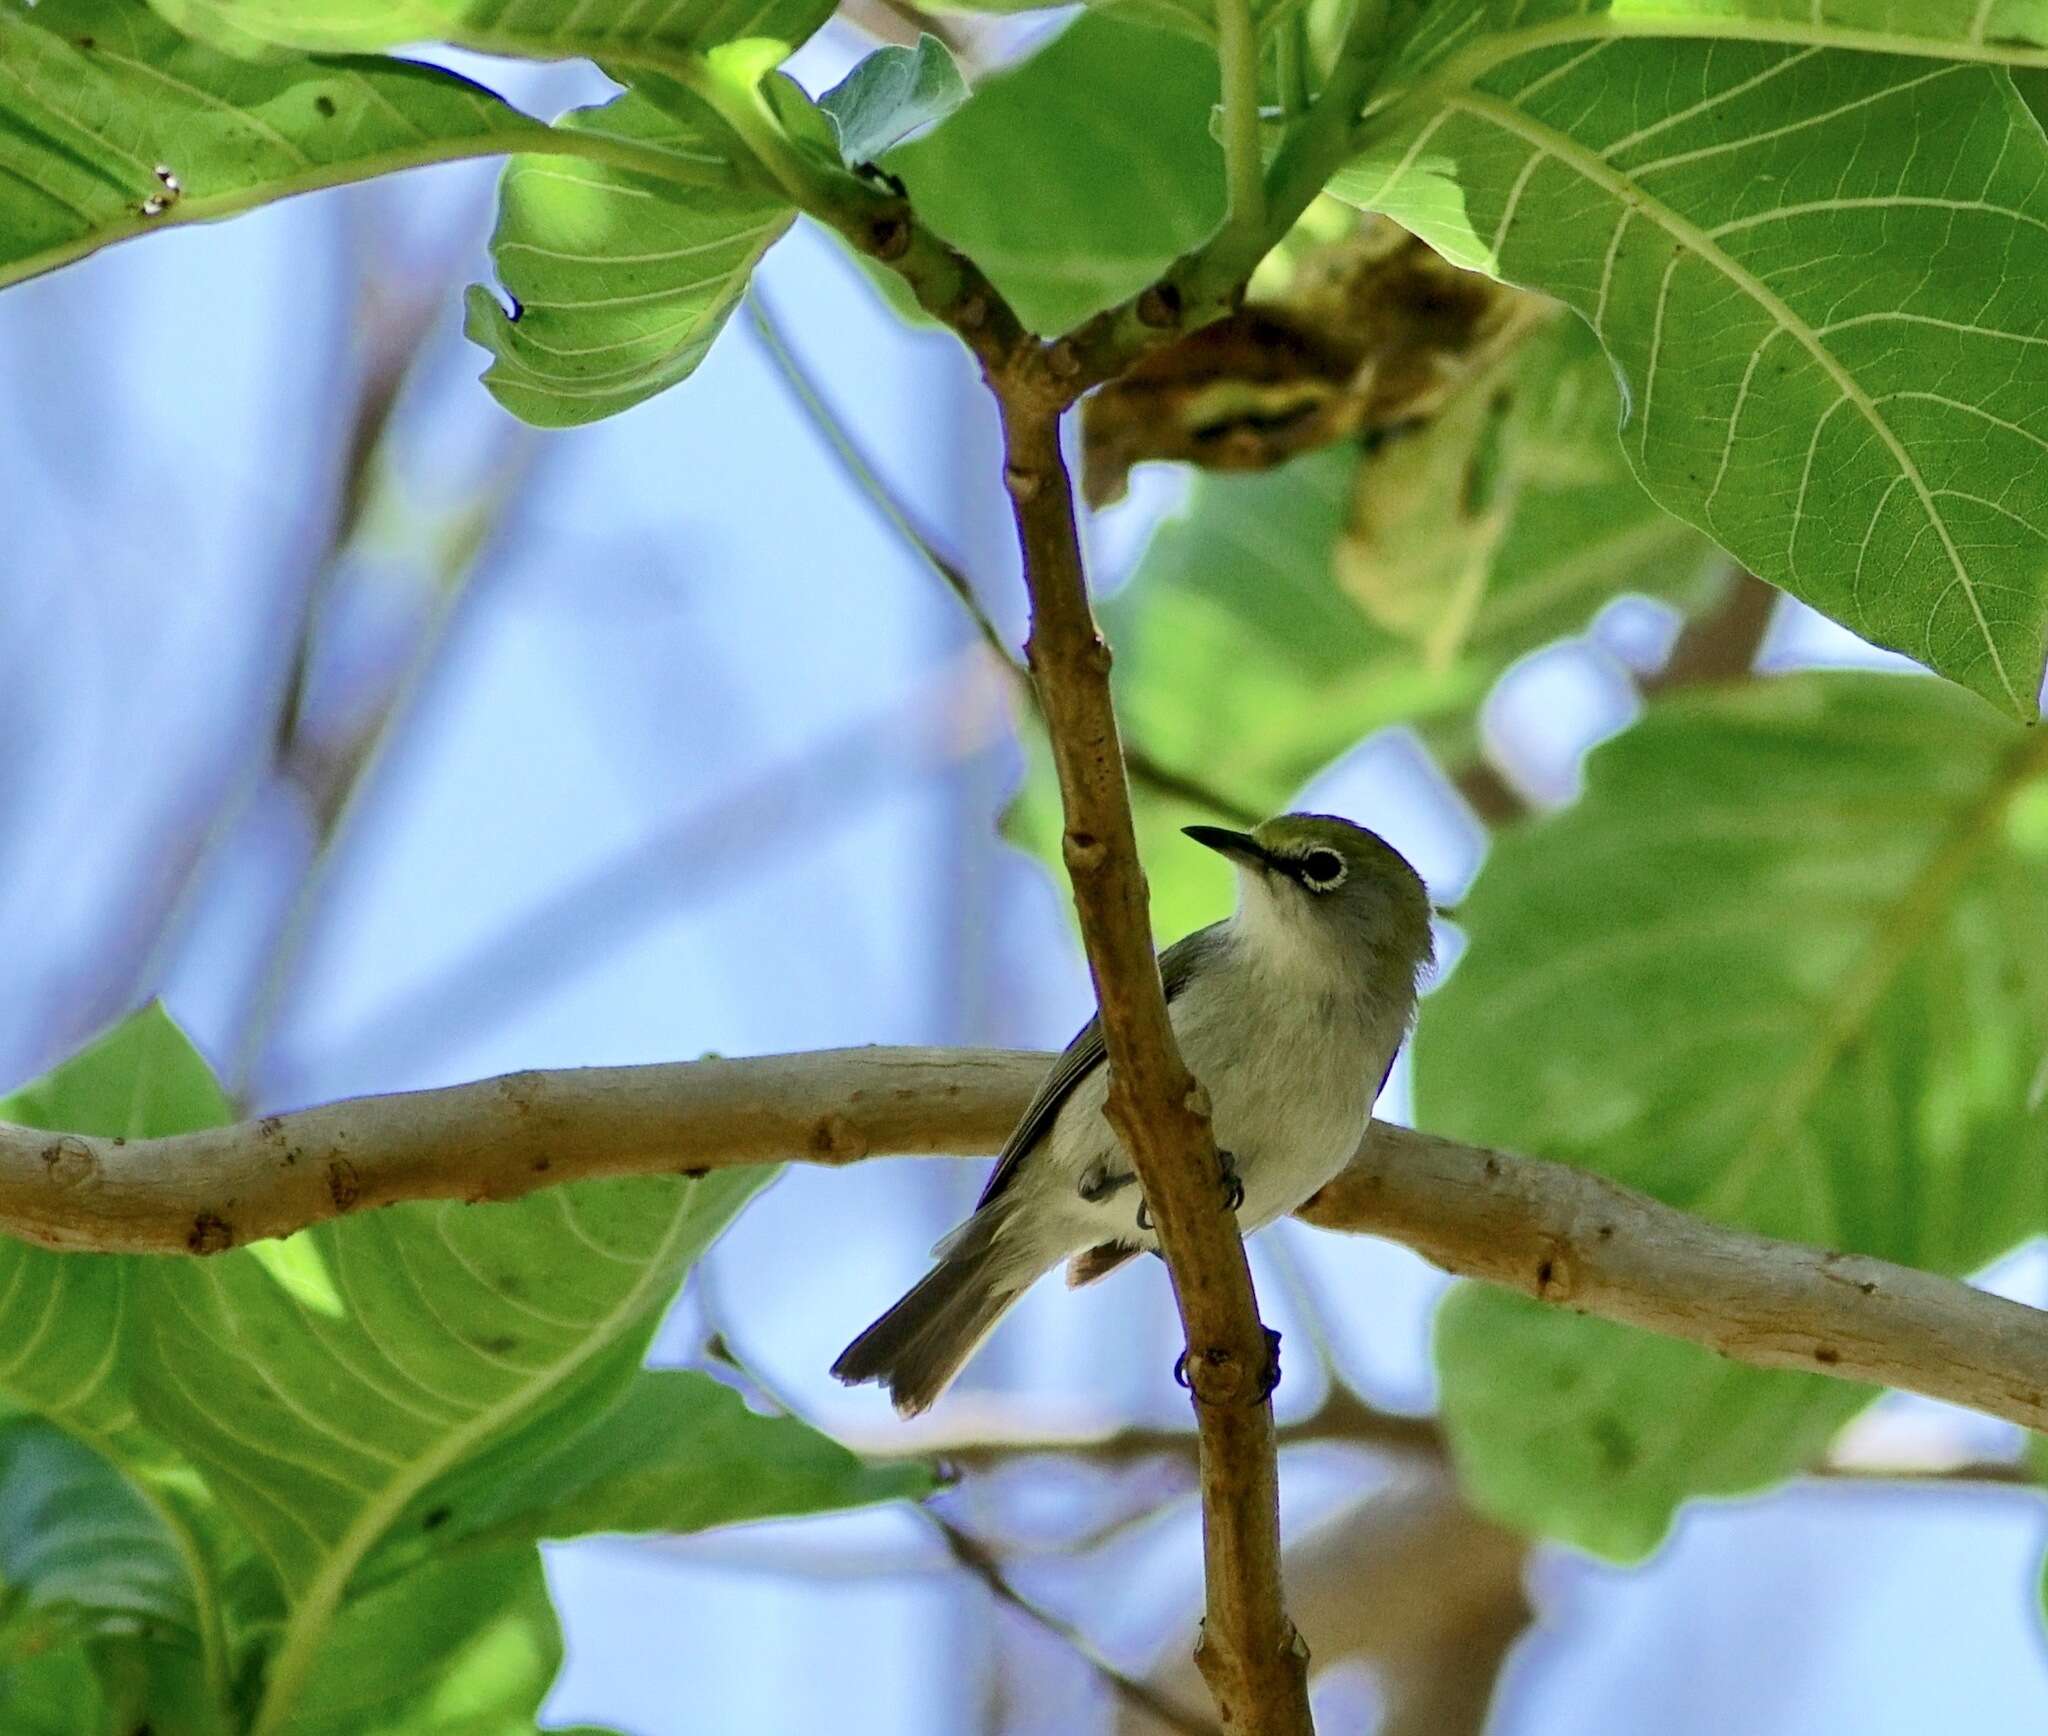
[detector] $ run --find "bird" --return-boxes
[832,813,1435,1416]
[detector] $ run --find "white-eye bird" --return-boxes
[833,813,1435,1415]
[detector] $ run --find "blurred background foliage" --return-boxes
[5,0,2048,1732]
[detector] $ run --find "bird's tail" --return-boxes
[832,1219,1025,1416]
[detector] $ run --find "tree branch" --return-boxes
[992,386,1313,1733]
[11,1048,2048,1441]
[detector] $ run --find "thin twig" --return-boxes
[227,440,539,1103]
[1641,567,1777,695]
[747,284,1261,829]
[928,1511,1223,1736]
[20,1050,2048,1448]
[859,1381,1444,1471]
[746,287,1014,670]
[111,273,443,1024]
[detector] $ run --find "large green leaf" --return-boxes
[0,1005,239,1725]
[1339,17,2048,715]
[136,1161,773,1733]
[0,0,549,293]
[148,0,836,61]
[1014,315,1717,941]
[884,14,1227,335]
[465,83,791,426]
[1418,672,2048,1556]
[1386,3,2048,76]
[1,1007,934,1735]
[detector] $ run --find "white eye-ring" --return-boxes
[1298,847,1347,892]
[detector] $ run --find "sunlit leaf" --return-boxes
[1339,10,2048,713]
[148,0,836,61]
[465,86,791,426]
[0,0,544,293]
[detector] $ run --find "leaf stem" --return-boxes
[1216,0,1268,245]
[1277,8,1313,115]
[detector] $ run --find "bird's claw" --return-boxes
[1135,1152,1241,1233]
[1173,1328,1284,1402]
[1256,1326,1283,1400]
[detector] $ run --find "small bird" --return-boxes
[833,813,1435,1415]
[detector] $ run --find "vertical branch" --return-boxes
[992,385,1313,1735]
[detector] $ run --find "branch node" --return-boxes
[1061,829,1108,874]
[866,214,911,261]
[1137,282,1183,329]
[1003,464,1043,502]
[808,1113,869,1163]
[326,1158,361,1213]
[1047,339,1082,380]
[39,1136,96,1191]
[187,1212,234,1255]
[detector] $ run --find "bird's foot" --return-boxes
[1217,1149,1244,1214]
[1078,1165,1136,1204]
[1130,1152,1240,1232]
[1173,1328,1284,1402]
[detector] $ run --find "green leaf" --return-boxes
[2,1004,231,1145]
[2,1008,922,1736]
[1012,316,1717,941]
[465,86,792,426]
[0,1646,110,1736]
[1387,2,2048,77]
[884,14,1227,334]
[0,0,549,294]
[880,0,1308,45]
[290,1545,565,1736]
[0,1415,199,1657]
[1340,23,2048,715]
[147,0,837,62]
[134,1167,772,1734]
[361,1366,929,1588]
[0,1005,239,1723]
[1419,672,2048,1556]
[819,35,969,167]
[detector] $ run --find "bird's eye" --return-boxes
[1299,848,1346,891]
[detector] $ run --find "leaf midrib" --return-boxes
[1708,725,2048,1218]
[248,1188,703,1736]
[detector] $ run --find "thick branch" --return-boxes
[12,1050,2048,1440]
[994,391,1311,1731]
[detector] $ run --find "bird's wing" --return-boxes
[975,923,1225,1211]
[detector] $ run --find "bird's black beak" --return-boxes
[1182,825,1269,869]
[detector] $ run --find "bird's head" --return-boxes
[1183,813,1435,984]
